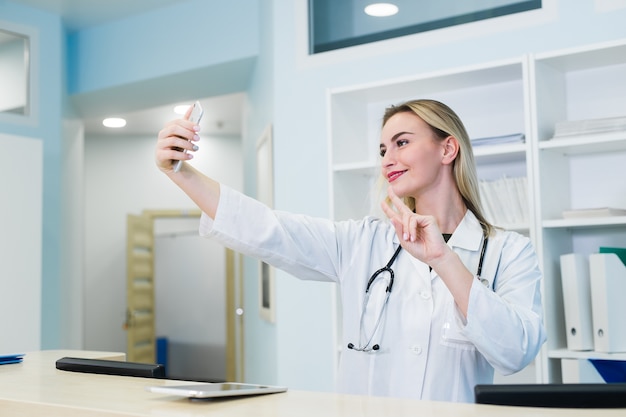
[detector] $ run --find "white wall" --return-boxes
[60,120,85,349]
[0,133,42,353]
[84,130,242,354]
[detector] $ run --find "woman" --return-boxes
[155,99,546,403]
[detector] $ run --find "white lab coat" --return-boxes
[200,185,546,403]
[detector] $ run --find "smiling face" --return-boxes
[379,111,449,201]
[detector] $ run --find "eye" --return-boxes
[379,148,386,157]
[397,139,409,147]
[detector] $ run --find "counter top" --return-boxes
[0,350,623,417]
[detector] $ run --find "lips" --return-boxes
[387,170,406,182]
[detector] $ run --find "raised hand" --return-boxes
[155,106,200,174]
[380,186,449,265]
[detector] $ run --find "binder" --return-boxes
[589,253,626,353]
[559,254,594,351]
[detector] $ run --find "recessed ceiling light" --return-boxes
[364,3,399,17]
[174,104,190,115]
[102,117,127,128]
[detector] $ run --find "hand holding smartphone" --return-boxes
[173,100,204,173]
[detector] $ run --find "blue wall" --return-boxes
[0,2,65,349]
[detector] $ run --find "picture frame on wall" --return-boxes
[256,125,275,323]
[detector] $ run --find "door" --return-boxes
[125,209,243,378]
[125,213,156,363]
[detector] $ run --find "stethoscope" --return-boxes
[347,235,489,353]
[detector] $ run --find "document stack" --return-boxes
[552,115,626,138]
[478,176,528,227]
[562,207,626,219]
[470,133,525,147]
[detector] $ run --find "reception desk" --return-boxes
[0,350,623,416]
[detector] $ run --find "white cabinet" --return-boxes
[328,38,626,384]
[531,40,626,382]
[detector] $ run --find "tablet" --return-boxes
[146,382,287,399]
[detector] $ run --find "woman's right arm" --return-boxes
[155,116,220,219]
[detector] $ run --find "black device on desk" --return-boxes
[56,357,165,378]
[474,383,626,408]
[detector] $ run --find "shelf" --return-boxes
[333,161,378,175]
[543,216,626,229]
[539,131,626,155]
[535,40,626,73]
[548,349,626,361]
[328,58,524,104]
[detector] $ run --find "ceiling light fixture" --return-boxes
[364,3,399,17]
[102,117,127,128]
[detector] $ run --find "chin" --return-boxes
[389,183,410,199]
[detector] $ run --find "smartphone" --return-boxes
[173,100,204,173]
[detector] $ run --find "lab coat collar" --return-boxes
[388,210,483,251]
[445,210,484,252]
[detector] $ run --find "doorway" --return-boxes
[125,210,244,382]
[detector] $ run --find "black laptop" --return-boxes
[474,383,626,408]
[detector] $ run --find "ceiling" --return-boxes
[7,0,243,136]
[11,0,186,31]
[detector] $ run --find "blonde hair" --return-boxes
[381,99,493,237]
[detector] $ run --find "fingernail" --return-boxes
[193,134,200,141]
[193,125,200,132]
[403,232,409,241]
[192,145,199,151]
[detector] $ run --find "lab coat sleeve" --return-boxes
[199,184,345,283]
[461,234,546,375]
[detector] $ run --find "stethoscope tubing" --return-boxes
[349,234,489,353]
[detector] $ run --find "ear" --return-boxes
[441,136,460,165]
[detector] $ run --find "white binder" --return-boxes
[589,253,626,353]
[559,254,594,351]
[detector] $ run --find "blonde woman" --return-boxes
[155,99,545,402]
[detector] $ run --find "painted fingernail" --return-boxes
[403,232,409,241]
[192,145,199,151]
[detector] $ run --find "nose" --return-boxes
[381,148,395,168]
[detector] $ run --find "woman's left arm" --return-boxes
[461,234,546,374]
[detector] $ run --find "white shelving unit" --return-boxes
[327,38,626,384]
[531,39,626,383]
